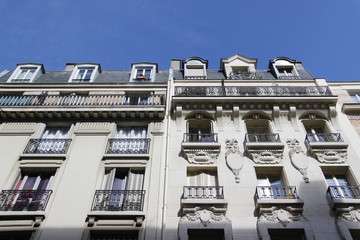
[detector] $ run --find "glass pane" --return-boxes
[17,70,27,79]
[84,70,93,80]
[77,70,85,79]
[144,69,151,78]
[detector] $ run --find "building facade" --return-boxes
[0,55,360,239]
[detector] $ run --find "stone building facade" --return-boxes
[0,55,360,239]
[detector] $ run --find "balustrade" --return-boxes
[23,139,72,154]
[91,190,145,211]
[183,186,224,199]
[106,138,150,154]
[0,190,52,211]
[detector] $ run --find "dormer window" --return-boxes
[130,63,157,82]
[183,57,208,80]
[7,63,44,83]
[270,58,301,80]
[68,63,100,83]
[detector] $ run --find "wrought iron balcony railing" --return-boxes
[184,76,206,80]
[245,133,281,143]
[0,190,53,211]
[228,72,262,80]
[23,139,72,154]
[10,79,31,83]
[256,186,300,199]
[0,93,165,107]
[91,190,145,211]
[327,186,360,199]
[174,86,333,97]
[305,133,344,143]
[183,186,224,199]
[183,133,218,142]
[106,138,150,154]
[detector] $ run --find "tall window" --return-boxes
[93,168,145,211]
[115,127,147,139]
[186,115,214,142]
[185,169,220,199]
[325,174,354,198]
[257,174,286,199]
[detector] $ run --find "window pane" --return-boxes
[77,69,85,79]
[84,69,93,79]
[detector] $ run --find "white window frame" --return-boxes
[68,64,99,83]
[7,64,42,83]
[130,64,156,82]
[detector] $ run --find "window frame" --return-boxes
[130,63,157,82]
[68,64,100,83]
[7,64,43,83]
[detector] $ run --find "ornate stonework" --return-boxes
[181,206,230,227]
[258,207,306,227]
[247,149,282,164]
[312,149,347,164]
[184,149,219,164]
[287,139,309,182]
[337,207,360,222]
[225,139,244,183]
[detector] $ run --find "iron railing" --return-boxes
[184,76,206,80]
[183,133,218,142]
[106,138,150,154]
[305,133,344,143]
[91,190,145,211]
[0,190,53,211]
[256,186,299,199]
[245,133,281,143]
[183,186,224,199]
[10,79,31,83]
[23,139,72,154]
[228,72,263,80]
[174,86,333,97]
[327,186,360,199]
[0,94,165,106]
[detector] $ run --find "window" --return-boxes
[185,169,221,199]
[92,168,145,211]
[185,113,215,142]
[183,58,207,79]
[325,174,357,198]
[134,67,152,81]
[188,229,225,240]
[14,68,36,81]
[90,230,138,240]
[257,174,286,199]
[276,66,294,76]
[350,93,360,103]
[0,168,55,211]
[8,64,44,83]
[106,126,149,154]
[73,67,94,82]
[268,229,306,240]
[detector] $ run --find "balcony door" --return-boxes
[35,126,72,153]
[187,119,213,142]
[325,175,354,198]
[112,127,148,153]
[257,175,285,199]
[186,170,218,198]
[102,168,144,211]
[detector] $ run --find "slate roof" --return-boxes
[0,70,169,84]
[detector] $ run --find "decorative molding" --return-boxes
[287,139,309,182]
[0,122,37,135]
[184,149,219,164]
[225,139,244,183]
[74,122,112,135]
[247,149,282,164]
[337,206,360,222]
[311,149,347,164]
[258,207,307,227]
[180,206,230,227]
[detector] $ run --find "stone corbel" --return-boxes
[312,149,347,164]
[287,139,309,183]
[233,105,240,128]
[247,149,282,164]
[216,105,223,128]
[329,105,340,131]
[184,149,219,164]
[176,105,182,128]
[273,105,280,130]
[289,105,298,130]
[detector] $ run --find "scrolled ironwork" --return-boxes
[228,72,262,80]
[183,133,218,142]
[91,190,145,211]
[327,186,360,199]
[256,186,299,199]
[183,186,224,199]
[174,86,334,97]
[0,190,53,211]
[106,138,150,154]
[23,139,72,154]
[245,133,281,143]
[305,133,343,143]
[0,93,165,107]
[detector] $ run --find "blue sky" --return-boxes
[0,0,359,81]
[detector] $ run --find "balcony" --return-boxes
[245,133,284,164]
[181,186,227,207]
[228,72,262,80]
[174,86,334,97]
[0,93,166,120]
[91,190,145,212]
[256,186,304,210]
[105,138,150,154]
[181,134,221,164]
[327,186,360,209]
[305,133,348,163]
[0,190,53,211]
[23,139,72,154]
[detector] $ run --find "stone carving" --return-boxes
[259,207,306,227]
[287,139,309,183]
[180,207,230,227]
[247,149,282,164]
[312,149,347,164]
[337,207,360,222]
[225,139,244,183]
[185,149,218,164]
